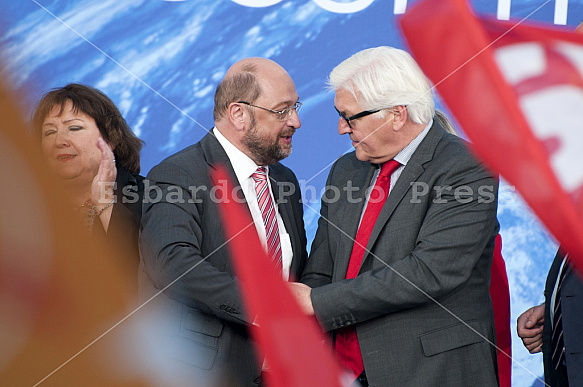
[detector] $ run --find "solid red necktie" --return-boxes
[251,167,283,270]
[335,159,401,377]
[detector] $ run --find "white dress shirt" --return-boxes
[213,128,293,280]
[550,254,568,327]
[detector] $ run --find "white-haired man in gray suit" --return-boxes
[290,46,500,386]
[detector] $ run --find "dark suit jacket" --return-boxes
[302,121,500,386]
[543,250,583,386]
[139,132,307,386]
[93,166,144,299]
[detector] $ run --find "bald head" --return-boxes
[224,57,286,77]
[212,57,300,165]
[213,58,293,121]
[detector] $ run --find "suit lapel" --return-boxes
[202,131,247,203]
[361,122,444,269]
[335,161,376,281]
[546,250,567,297]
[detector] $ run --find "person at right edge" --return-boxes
[517,249,583,387]
[291,46,500,386]
[516,21,583,387]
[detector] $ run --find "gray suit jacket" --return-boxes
[543,250,583,386]
[302,121,500,386]
[139,132,307,386]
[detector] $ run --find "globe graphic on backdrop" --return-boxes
[2,0,579,385]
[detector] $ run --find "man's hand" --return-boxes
[517,303,545,353]
[288,282,314,315]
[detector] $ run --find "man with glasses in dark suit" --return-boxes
[139,57,307,386]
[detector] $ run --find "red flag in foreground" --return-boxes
[400,0,583,267]
[211,166,346,387]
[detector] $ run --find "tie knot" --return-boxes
[252,167,268,182]
[379,159,401,178]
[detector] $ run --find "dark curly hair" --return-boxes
[33,83,143,174]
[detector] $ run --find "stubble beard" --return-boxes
[242,113,292,165]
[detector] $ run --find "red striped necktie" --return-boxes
[251,167,283,270]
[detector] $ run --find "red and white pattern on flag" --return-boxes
[491,33,583,196]
[399,0,583,267]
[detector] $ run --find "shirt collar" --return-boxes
[213,127,264,181]
[392,118,433,167]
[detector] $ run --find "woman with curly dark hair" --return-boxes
[33,83,144,293]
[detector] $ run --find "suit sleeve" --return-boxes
[300,161,338,288]
[139,160,251,326]
[309,148,499,332]
[283,169,309,281]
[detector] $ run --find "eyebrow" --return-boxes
[64,118,84,124]
[335,106,348,115]
[42,118,84,127]
[273,97,300,110]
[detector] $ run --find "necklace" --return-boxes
[80,201,97,230]
[79,200,114,231]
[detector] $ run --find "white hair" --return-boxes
[328,46,435,124]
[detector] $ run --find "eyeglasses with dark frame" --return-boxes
[238,101,302,121]
[334,106,380,129]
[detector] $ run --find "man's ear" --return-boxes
[392,105,407,131]
[228,102,247,131]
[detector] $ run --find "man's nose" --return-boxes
[338,117,351,135]
[287,109,301,129]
